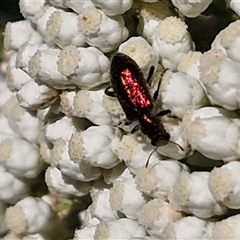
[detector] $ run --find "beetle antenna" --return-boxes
[168,140,184,151]
[145,146,158,168]
[145,141,184,168]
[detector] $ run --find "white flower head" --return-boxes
[78,7,102,35]
[209,161,240,209]
[171,0,213,18]
[78,8,128,52]
[152,16,194,70]
[69,125,120,169]
[160,70,208,118]
[161,216,215,239]
[182,107,240,161]
[5,197,53,234]
[200,49,240,110]
[73,89,112,125]
[169,171,227,218]
[118,36,159,78]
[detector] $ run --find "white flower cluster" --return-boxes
[1,0,240,239]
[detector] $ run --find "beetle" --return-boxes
[105,53,183,167]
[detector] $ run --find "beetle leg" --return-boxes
[146,66,155,83]
[153,68,168,101]
[105,86,117,97]
[156,109,171,117]
[131,124,140,134]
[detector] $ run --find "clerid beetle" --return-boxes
[105,53,183,167]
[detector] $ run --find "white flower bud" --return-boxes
[199,49,240,110]
[171,0,213,18]
[73,89,112,125]
[57,46,110,89]
[6,52,32,91]
[45,116,77,143]
[118,36,159,78]
[45,167,92,197]
[19,0,45,20]
[209,161,240,209]
[5,197,53,235]
[29,48,73,89]
[89,189,119,222]
[182,107,240,161]
[94,218,146,239]
[138,19,159,45]
[34,6,64,46]
[46,11,86,48]
[135,160,189,199]
[161,216,215,239]
[137,1,173,43]
[78,7,128,52]
[51,138,102,181]
[59,91,76,117]
[211,19,240,63]
[229,0,240,16]
[17,80,58,110]
[177,51,202,81]
[211,214,240,239]
[69,125,120,169]
[114,134,160,173]
[4,20,35,51]
[16,42,47,74]
[2,97,41,143]
[138,199,183,238]
[0,166,28,204]
[109,175,149,219]
[152,16,194,70]
[0,137,42,179]
[160,70,208,118]
[169,171,227,218]
[91,0,133,16]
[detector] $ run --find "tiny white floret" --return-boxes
[73,89,112,125]
[182,107,240,161]
[118,36,159,79]
[138,199,183,238]
[169,171,227,218]
[209,161,240,209]
[161,216,215,239]
[69,125,120,169]
[78,7,128,52]
[171,0,213,18]
[160,70,208,118]
[152,16,194,70]
[94,218,146,239]
[109,175,149,219]
[5,197,53,235]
